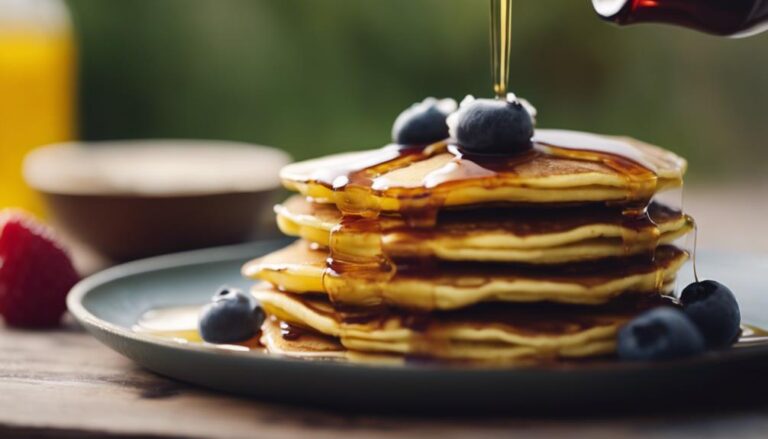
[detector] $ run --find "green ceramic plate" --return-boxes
[68,240,768,413]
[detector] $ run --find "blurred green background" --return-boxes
[66,0,768,180]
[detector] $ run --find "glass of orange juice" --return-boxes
[0,0,76,215]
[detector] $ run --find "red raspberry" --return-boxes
[0,211,80,328]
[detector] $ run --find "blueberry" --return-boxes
[681,280,741,348]
[392,97,457,145]
[198,286,265,344]
[617,307,706,361]
[447,94,535,154]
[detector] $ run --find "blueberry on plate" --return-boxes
[447,94,535,155]
[198,286,265,344]
[617,307,706,361]
[681,280,741,348]
[392,97,457,145]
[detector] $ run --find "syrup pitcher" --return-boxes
[593,0,768,36]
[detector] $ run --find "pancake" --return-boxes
[253,286,675,363]
[242,240,688,308]
[280,129,686,213]
[260,316,347,360]
[259,316,405,364]
[276,195,693,264]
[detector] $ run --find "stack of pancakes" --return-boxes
[243,129,693,364]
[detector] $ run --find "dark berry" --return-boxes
[198,286,265,344]
[618,307,706,361]
[681,280,741,348]
[447,94,535,154]
[392,97,457,145]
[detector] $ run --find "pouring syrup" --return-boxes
[491,0,513,98]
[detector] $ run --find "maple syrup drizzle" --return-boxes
[315,129,674,307]
[322,144,436,304]
[534,130,662,265]
[279,320,307,341]
[673,179,699,285]
[737,324,768,347]
[491,0,513,98]
[691,217,700,283]
[536,130,667,290]
[132,305,264,351]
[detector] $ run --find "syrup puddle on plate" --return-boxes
[734,324,768,348]
[133,304,768,354]
[132,305,263,352]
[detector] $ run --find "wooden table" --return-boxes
[2,184,768,438]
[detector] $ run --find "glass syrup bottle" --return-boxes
[593,0,768,37]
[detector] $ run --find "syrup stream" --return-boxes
[692,219,700,283]
[491,0,513,98]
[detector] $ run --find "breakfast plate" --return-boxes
[68,239,768,412]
